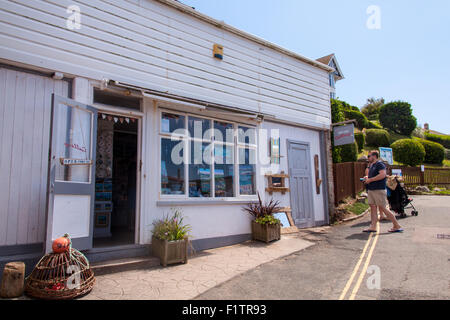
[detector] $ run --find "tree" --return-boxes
[379,101,417,136]
[361,97,384,118]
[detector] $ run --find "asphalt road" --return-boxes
[195,196,450,300]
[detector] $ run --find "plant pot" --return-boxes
[251,221,281,243]
[152,236,189,267]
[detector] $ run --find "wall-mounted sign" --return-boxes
[379,147,393,165]
[213,44,223,60]
[60,158,93,166]
[270,138,281,164]
[333,123,355,146]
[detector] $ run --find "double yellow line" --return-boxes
[339,222,380,300]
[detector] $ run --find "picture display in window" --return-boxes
[188,117,212,140]
[161,138,185,195]
[214,121,234,143]
[161,112,185,134]
[238,126,256,145]
[189,141,212,197]
[239,147,256,195]
[214,144,234,197]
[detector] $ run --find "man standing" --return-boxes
[363,151,403,233]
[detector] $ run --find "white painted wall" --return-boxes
[0,67,70,246]
[0,0,331,130]
[139,100,326,245]
[260,121,325,223]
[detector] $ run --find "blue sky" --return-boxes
[181,0,450,134]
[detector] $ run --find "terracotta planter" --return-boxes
[251,221,281,243]
[152,236,189,267]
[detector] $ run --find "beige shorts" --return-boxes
[368,189,387,206]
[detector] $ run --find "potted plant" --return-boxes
[243,193,282,243]
[151,209,191,267]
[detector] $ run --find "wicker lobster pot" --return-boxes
[251,221,281,243]
[152,236,189,267]
[25,248,95,300]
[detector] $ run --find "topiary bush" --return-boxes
[445,149,450,160]
[365,129,390,147]
[340,142,358,163]
[344,110,369,130]
[424,133,450,149]
[379,101,417,136]
[391,139,425,166]
[366,120,383,129]
[417,139,445,164]
[355,132,365,152]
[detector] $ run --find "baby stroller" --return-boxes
[386,176,419,218]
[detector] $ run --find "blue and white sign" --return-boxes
[379,147,393,165]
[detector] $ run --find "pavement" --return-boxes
[196,195,450,300]
[80,234,314,300]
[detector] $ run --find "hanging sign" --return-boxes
[60,158,93,166]
[379,147,393,165]
[333,123,355,146]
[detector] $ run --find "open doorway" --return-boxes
[93,113,138,248]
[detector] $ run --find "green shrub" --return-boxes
[355,132,365,152]
[367,114,379,121]
[391,139,425,166]
[366,120,383,129]
[361,97,384,118]
[445,149,450,160]
[331,99,345,163]
[331,99,345,124]
[340,142,358,162]
[417,139,445,164]
[344,110,369,130]
[424,132,450,149]
[379,101,417,136]
[365,129,390,147]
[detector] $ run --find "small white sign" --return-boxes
[392,169,402,177]
[421,165,425,172]
[60,158,92,166]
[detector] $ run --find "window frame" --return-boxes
[158,108,258,200]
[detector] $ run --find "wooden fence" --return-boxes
[387,165,450,188]
[333,162,450,205]
[333,162,368,205]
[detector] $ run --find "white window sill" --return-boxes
[156,198,258,206]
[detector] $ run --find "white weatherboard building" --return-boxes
[0,0,337,265]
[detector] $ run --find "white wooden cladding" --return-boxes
[0,0,331,128]
[0,67,69,246]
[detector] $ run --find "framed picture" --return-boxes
[273,207,298,234]
[95,212,110,228]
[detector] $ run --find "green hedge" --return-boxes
[340,142,358,162]
[417,139,445,164]
[365,129,390,147]
[424,132,450,149]
[445,149,450,160]
[366,120,383,129]
[344,110,369,130]
[355,132,365,152]
[391,139,425,166]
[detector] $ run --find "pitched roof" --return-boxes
[317,53,344,80]
[316,54,335,65]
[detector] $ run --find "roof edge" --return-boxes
[153,0,334,73]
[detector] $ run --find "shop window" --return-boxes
[239,147,256,195]
[214,143,235,197]
[159,111,256,199]
[161,138,185,195]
